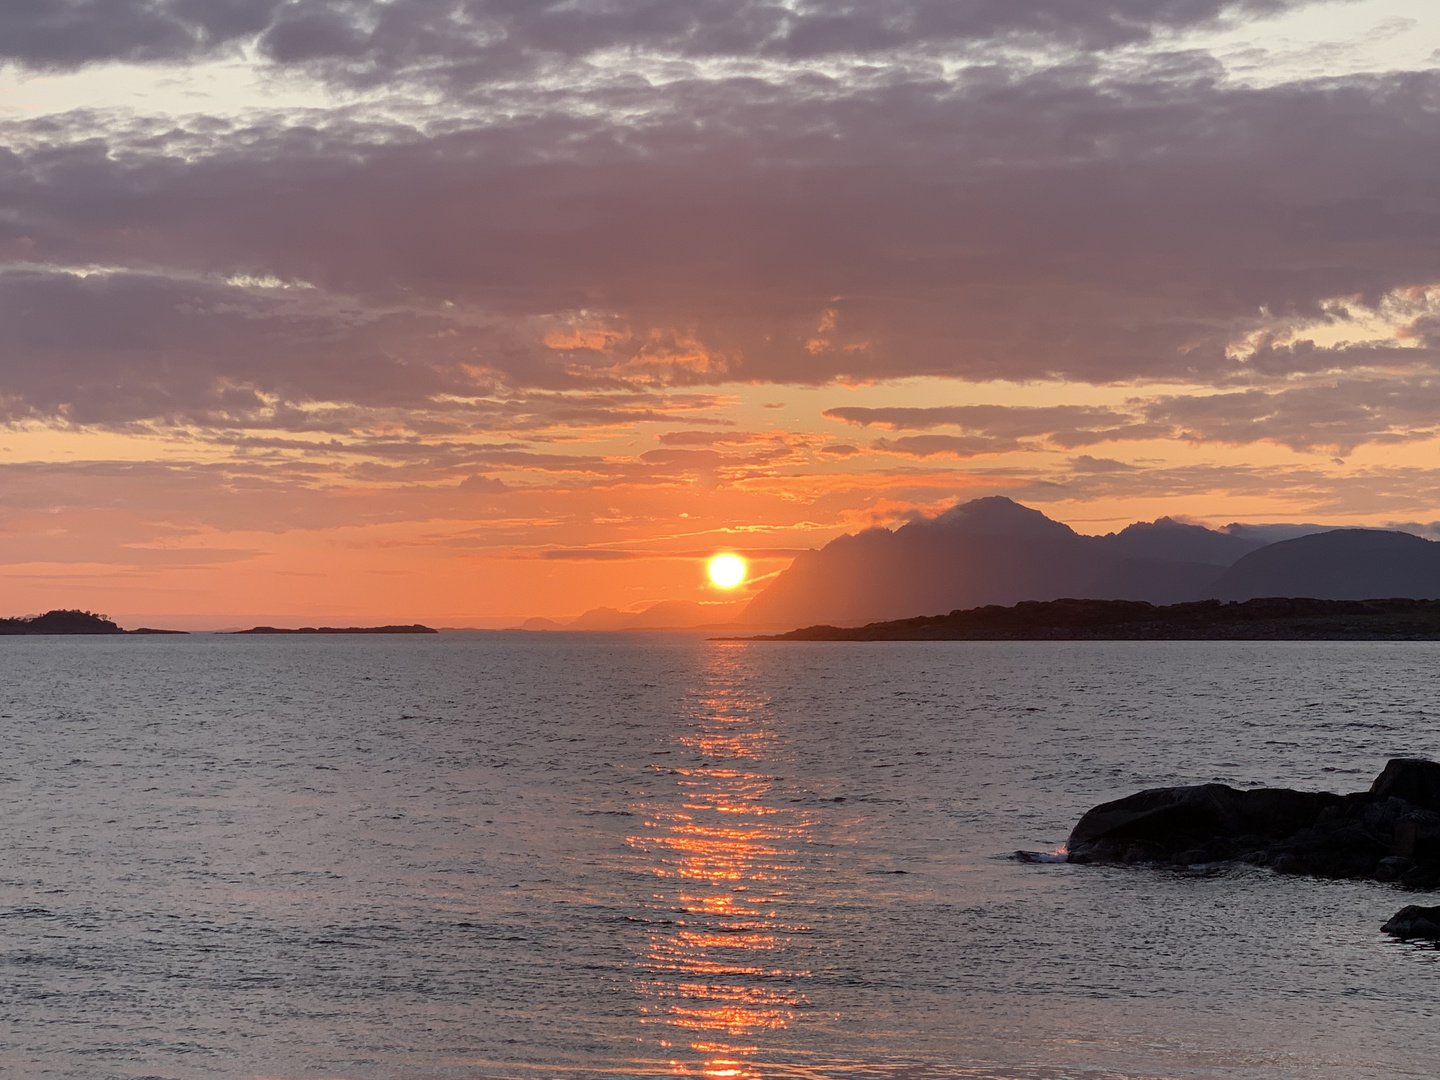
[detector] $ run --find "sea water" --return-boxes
[3,634,1440,1080]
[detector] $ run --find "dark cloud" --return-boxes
[0,6,1436,446]
[0,0,1306,71]
[0,263,741,431]
[0,267,481,425]
[830,403,1169,451]
[0,0,276,68]
[836,376,1440,456]
[1144,377,1440,454]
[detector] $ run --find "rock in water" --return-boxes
[1066,784,1343,865]
[1065,758,1440,886]
[1382,905,1440,939]
[1369,758,1440,814]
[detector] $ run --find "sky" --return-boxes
[1,0,1440,628]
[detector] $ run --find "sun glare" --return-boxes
[708,554,746,589]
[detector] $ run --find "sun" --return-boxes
[708,553,747,588]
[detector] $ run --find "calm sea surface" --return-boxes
[4,635,1440,1080]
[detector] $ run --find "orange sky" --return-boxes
[2,2,1440,627]
[6,371,1440,628]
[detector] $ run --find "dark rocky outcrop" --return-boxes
[1369,757,1440,813]
[1382,905,1440,939]
[1065,758,1440,889]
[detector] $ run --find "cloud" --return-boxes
[829,378,1440,457]
[0,0,1309,72]
[458,473,509,492]
[824,405,1113,431]
[1067,455,1136,473]
[4,54,1438,422]
[824,404,1159,447]
[658,429,752,446]
[639,448,727,469]
[872,434,1019,458]
[539,548,640,560]
[0,0,277,68]
[2,0,1438,586]
[1144,377,1440,454]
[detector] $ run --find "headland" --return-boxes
[742,596,1440,641]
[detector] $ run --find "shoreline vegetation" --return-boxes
[0,610,438,635]
[737,597,1440,641]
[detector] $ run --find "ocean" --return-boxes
[3,634,1440,1080]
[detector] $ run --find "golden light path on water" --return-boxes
[630,646,813,1080]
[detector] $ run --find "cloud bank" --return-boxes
[0,1,1435,441]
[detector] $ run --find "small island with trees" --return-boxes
[0,610,181,635]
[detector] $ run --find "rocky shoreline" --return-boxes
[1054,758,1440,939]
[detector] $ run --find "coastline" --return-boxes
[732,597,1440,642]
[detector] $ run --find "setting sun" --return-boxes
[708,554,747,589]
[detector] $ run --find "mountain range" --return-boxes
[736,497,1440,630]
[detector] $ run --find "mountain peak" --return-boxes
[1107,515,1263,567]
[926,496,1078,539]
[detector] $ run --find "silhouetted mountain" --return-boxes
[1079,557,1229,605]
[1220,522,1340,546]
[1101,516,1263,566]
[1210,529,1440,601]
[740,497,1241,627]
[738,498,1440,630]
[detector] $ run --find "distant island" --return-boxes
[742,597,1440,641]
[231,624,437,634]
[0,610,185,635]
[0,610,438,635]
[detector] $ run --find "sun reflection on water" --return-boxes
[629,646,816,1078]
